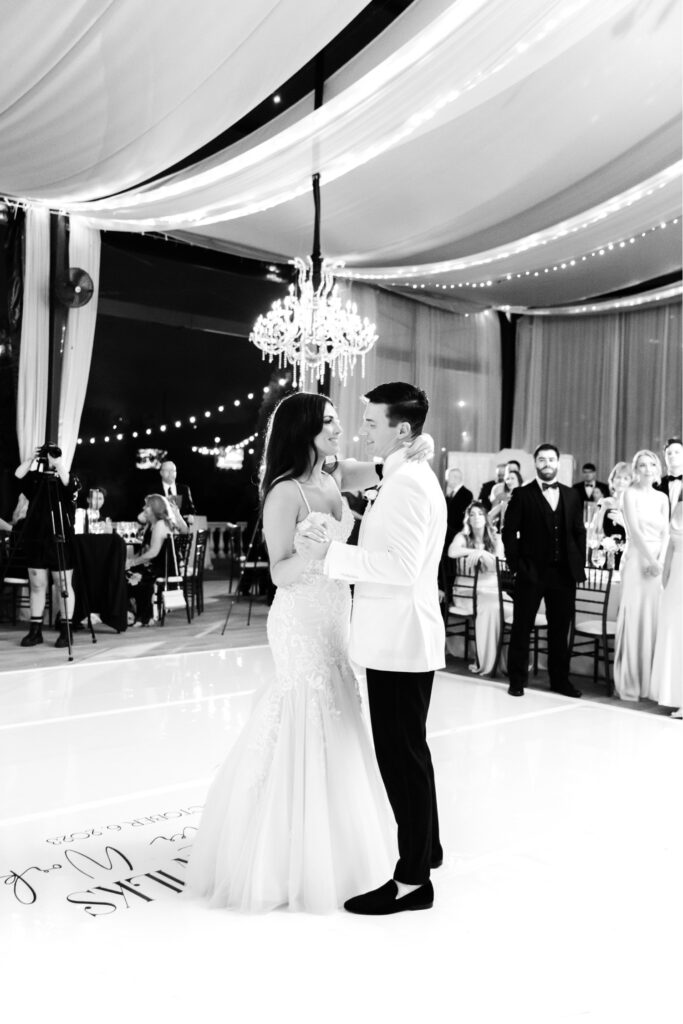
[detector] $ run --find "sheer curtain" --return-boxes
[16,206,50,461]
[512,302,683,475]
[331,283,501,471]
[57,218,101,470]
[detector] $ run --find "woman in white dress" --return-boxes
[652,496,683,716]
[448,500,505,675]
[185,393,428,913]
[614,450,669,702]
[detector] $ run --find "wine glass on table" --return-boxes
[591,546,606,569]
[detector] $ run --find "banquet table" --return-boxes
[73,534,128,632]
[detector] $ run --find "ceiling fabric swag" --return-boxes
[0,0,370,202]
[9,0,658,229]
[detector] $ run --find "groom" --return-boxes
[300,382,447,914]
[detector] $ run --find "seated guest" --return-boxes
[489,467,523,528]
[82,486,107,532]
[573,463,608,504]
[588,461,632,565]
[159,460,195,525]
[125,494,188,626]
[478,463,506,511]
[448,500,505,674]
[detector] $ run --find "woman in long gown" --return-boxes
[652,496,683,716]
[185,393,428,913]
[448,500,505,675]
[613,450,669,702]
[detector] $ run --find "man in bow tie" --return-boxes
[572,462,608,504]
[656,437,683,516]
[502,443,586,698]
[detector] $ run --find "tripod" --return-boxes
[221,516,272,632]
[1,468,96,661]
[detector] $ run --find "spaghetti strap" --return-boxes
[293,480,312,514]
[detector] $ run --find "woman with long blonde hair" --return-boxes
[613,451,669,701]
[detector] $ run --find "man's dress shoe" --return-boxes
[344,879,434,915]
[507,685,524,697]
[550,683,582,698]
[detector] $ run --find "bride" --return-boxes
[185,391,428,913]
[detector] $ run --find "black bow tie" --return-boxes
[671,476,683,482]
[542,482,559,491]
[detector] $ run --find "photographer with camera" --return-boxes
[14,443,76,648]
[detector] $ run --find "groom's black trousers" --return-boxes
[366,668,442,886]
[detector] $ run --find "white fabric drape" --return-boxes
[57,218,101,470]
[512,302,683,475]
[330,284,501,468]
[0,0,370,202]
[16,206,50,460]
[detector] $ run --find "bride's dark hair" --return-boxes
[260,392,335,503]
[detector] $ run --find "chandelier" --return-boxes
[250,173,377,389]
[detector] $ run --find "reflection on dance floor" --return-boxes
[1,647,681,1023]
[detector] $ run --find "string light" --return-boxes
[513,283,683,317]
[192,433,259,457]
[403,218,680,291]
[341,165,682,284]
[76,386,261,448]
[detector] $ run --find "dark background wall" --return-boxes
[1,229,294,525]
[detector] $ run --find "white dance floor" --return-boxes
[1,646,680,1023]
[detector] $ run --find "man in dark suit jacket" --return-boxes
[502,443,586,699]
[572,463,608,504]
[656,437,683,514]
[159,460,196,524]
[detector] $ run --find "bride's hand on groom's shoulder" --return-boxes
[404,432,434,463]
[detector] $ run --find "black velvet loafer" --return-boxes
[508,685,524,697]
[344,879,434,915]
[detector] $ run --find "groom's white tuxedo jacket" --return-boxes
[325,449,447,672]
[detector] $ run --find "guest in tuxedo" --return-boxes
[478,463,505,511]
[656,437,683,515]
[573,463,608,504]
[444,468,473,552]
[159,460,195,525]
[502,442,586,698]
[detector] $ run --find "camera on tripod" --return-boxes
[36,442,62,468]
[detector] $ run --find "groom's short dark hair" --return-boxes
[364,382,429,437]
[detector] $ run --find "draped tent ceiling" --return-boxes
[1,0,681,313]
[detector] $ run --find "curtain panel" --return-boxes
[512,302,683,478]
[57,218,101,470]
[331,284,501,480]
[0,0,369,202]
[16,206,50,461]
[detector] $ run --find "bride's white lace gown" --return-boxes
[185,497,396,913]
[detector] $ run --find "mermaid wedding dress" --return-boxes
[185,491,396,913]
